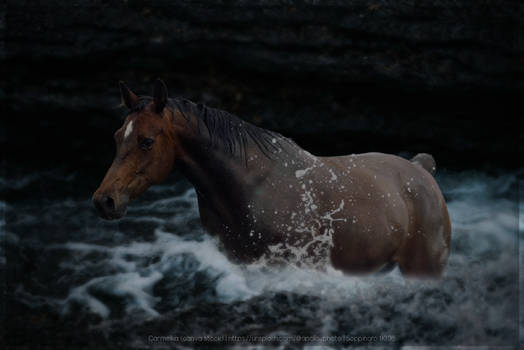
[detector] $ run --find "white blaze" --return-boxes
[124,120,134,139]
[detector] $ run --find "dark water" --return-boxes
[2,168,522,348]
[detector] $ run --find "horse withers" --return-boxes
[93,80,451,278]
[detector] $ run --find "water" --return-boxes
[2,168,522,348]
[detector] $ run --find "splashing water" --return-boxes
[3,169,522,347]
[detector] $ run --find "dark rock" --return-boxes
[2,0,521,173]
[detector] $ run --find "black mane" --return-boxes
[132,96,293,164]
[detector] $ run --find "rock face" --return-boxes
[2,0,522,172]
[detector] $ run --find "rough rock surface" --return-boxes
[2,0,522,171]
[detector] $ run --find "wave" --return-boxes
[6,169,522,346]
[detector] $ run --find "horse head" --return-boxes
[92,79,183,219]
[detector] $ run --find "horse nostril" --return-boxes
[105,196,115,211]
[92,193,121,219]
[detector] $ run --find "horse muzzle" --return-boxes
[92,191,129,220]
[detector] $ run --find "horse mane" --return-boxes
[132,96,293,164]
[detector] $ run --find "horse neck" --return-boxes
[178,137,247,194]
[174,116,260,205]
[173,112,310,210]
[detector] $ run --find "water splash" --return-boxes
[5,170,521,346]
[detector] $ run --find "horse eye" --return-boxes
[139,137,154,150]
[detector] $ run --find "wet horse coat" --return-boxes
[93,80,451,277]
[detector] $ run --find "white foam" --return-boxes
[328,168,337,181]
[36,169,520,345]
[52,220,406,319]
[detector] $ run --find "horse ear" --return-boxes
[153,78,168,114]
[119,81,138,109]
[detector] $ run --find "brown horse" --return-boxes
[93,80,451,278]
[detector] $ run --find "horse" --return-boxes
[93,79,451,278]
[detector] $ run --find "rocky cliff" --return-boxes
[3,0,522,171]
